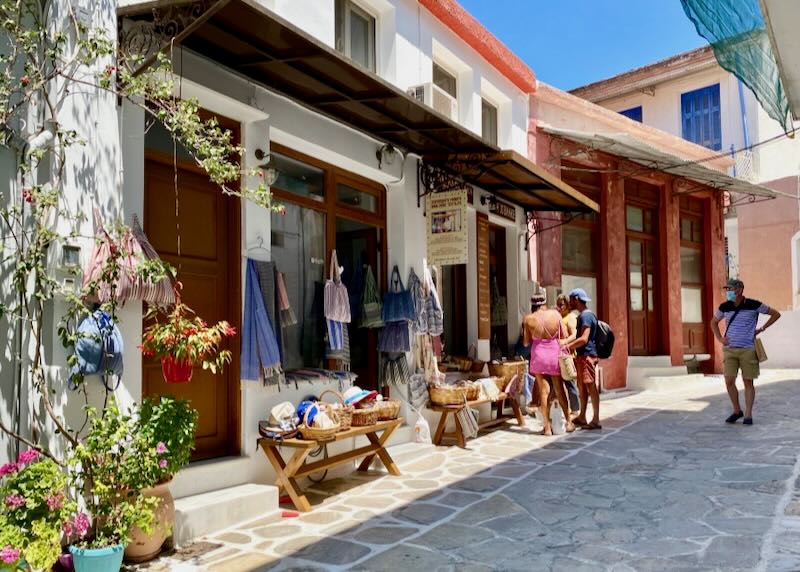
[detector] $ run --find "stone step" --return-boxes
[173,483,278,546]
[627,365,689,388]
[628,373,708,392]
[628,355,674,368]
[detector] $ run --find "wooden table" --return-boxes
[258,418,403,512]
[430,394,525,447]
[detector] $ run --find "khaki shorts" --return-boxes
[724,347,760,380]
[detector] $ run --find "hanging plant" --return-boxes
[140,303,236,383]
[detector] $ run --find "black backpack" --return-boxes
[594,319,615,359]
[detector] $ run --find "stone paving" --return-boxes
[133,371,800,571]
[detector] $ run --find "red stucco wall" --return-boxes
[737,176,800,311]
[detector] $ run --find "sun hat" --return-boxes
[343,386,378,406]
[269,401,296,425]
[568,288,591,303]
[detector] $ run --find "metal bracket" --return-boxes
[728,193,776,207]
[417,162,473,208]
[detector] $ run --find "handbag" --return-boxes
[456,398,479,440]
[408,268,427,333]
[378,321,411,353]
[324,250,351,323]
[755,337,768,362]
[382,354,411,387]
[559,353,577,381]
[382,265,415,323]
[360,265,384,329]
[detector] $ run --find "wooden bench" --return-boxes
[430,394,525,448]
[258,418,403,512]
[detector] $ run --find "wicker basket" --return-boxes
[375,399,401,420]
[470,360,486,374]
[299,406,339,441]
[463,382,480,401]
[488,361,527,392]
[319,389,353,432]
[429,384,467,406]
[351,406,378,427]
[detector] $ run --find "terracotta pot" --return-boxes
[124,480,175,563]
[161,356,193,383]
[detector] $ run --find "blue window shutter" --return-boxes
[620,106,643,122]
[681,84,721,151]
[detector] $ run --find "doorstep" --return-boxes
[173,483,278,546]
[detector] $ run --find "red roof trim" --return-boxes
[419,0,537,93]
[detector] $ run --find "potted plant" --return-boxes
[0,450,77,572]
[140,302,236,383]
[67,400,157,572]
[123,397,198,562]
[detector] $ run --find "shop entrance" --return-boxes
[626,204,660,356]
[489,224,509,359]
[336,218,381,390]
[142,154,241,461]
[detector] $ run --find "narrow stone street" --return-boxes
[141,372,800,571]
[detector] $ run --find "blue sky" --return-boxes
[457,0,708,91]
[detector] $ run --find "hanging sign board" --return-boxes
[489,197,516,222]
[427,190,468,266]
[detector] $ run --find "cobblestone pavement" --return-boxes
[135,372,800,571]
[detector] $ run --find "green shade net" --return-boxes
[681,0,792,133]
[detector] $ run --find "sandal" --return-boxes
[583,422,602,431]
[573,419,588,427]
[725,412,744,424]
[743,417,753,425]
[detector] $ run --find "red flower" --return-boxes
[222,323,236,337]
[21,188,33,203]
[20,75,30,87]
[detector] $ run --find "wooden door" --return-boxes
[143,156,240,460]
[627,237,659,355]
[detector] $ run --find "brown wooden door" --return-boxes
[627,237,659,355]
[143,156,240,461]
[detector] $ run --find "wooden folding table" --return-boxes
[258,418,403,512]
[430,394,525,447]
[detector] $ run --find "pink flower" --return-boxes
[159,459,168,469]
[46,492,64,510]
[5,495,25,509]
[64,512,90,538]
[155,442,167,454]
[0,463,17,477]
[1,546,21,565]
[16,449,39,466]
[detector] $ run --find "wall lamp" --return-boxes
[480,194,497,208]
[376,143,399,169]
[254,148,279,186]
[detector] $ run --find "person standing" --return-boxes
[710,278,780,425]
[556,294,581,415]
[523,292,575,435]
[564,288,601,430]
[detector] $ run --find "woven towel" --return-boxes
[241,259,282,384]
[276,271,298,328]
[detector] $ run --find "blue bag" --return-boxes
[382,266,415,323]
[69,310,124,390]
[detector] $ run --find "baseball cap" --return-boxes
[568,288,591,303]
[725,278,744,290]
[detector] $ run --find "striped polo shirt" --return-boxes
[714,298,769,349]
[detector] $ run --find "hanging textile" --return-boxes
[378,321,411,353]
[324,250,351,323]
[359,265,383,329]
[680,0,792,133]
[408,268,427,334]
[276,271,298,328]
[241,259,282,385]
[423,262,444,336]
[326,321,350,370]
[254,260,285,362]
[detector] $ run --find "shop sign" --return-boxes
[427,190,468,266]
[489,197,516,222]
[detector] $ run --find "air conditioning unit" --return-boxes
[406,82,458,121]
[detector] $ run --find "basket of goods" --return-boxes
[470,360,486,374]
[488,360,527,393]
[463,381,480,401]
[374,398,401,420]
[319,389,353,432]
[344,386,379,426]
[428,383,468,406]
[297,400,339,441]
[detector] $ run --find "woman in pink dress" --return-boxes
[523,293,575,435]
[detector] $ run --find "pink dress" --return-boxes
[529,313,561,376]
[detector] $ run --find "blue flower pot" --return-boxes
[69,545,124,572]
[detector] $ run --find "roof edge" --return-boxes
[419,0,537,93]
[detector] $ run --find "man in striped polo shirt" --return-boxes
[710,278,781,425]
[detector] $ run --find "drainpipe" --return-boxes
[737,79,751,149]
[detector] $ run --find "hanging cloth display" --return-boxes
[324,250,351,323]
[326,321,351,370]
[490,275,508,327]
[359,265,384,329]
[382,265,415,323]
[378,321,411,353]
[423,261,444,336]
[241,259,282,385]
[276,271,298,328]
[407,268,427,334]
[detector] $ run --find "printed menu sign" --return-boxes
[477,212,491,339]
[427,190,468,266]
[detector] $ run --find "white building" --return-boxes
[1,0,595,543]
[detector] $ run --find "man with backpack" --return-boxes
[563,288,602,430]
